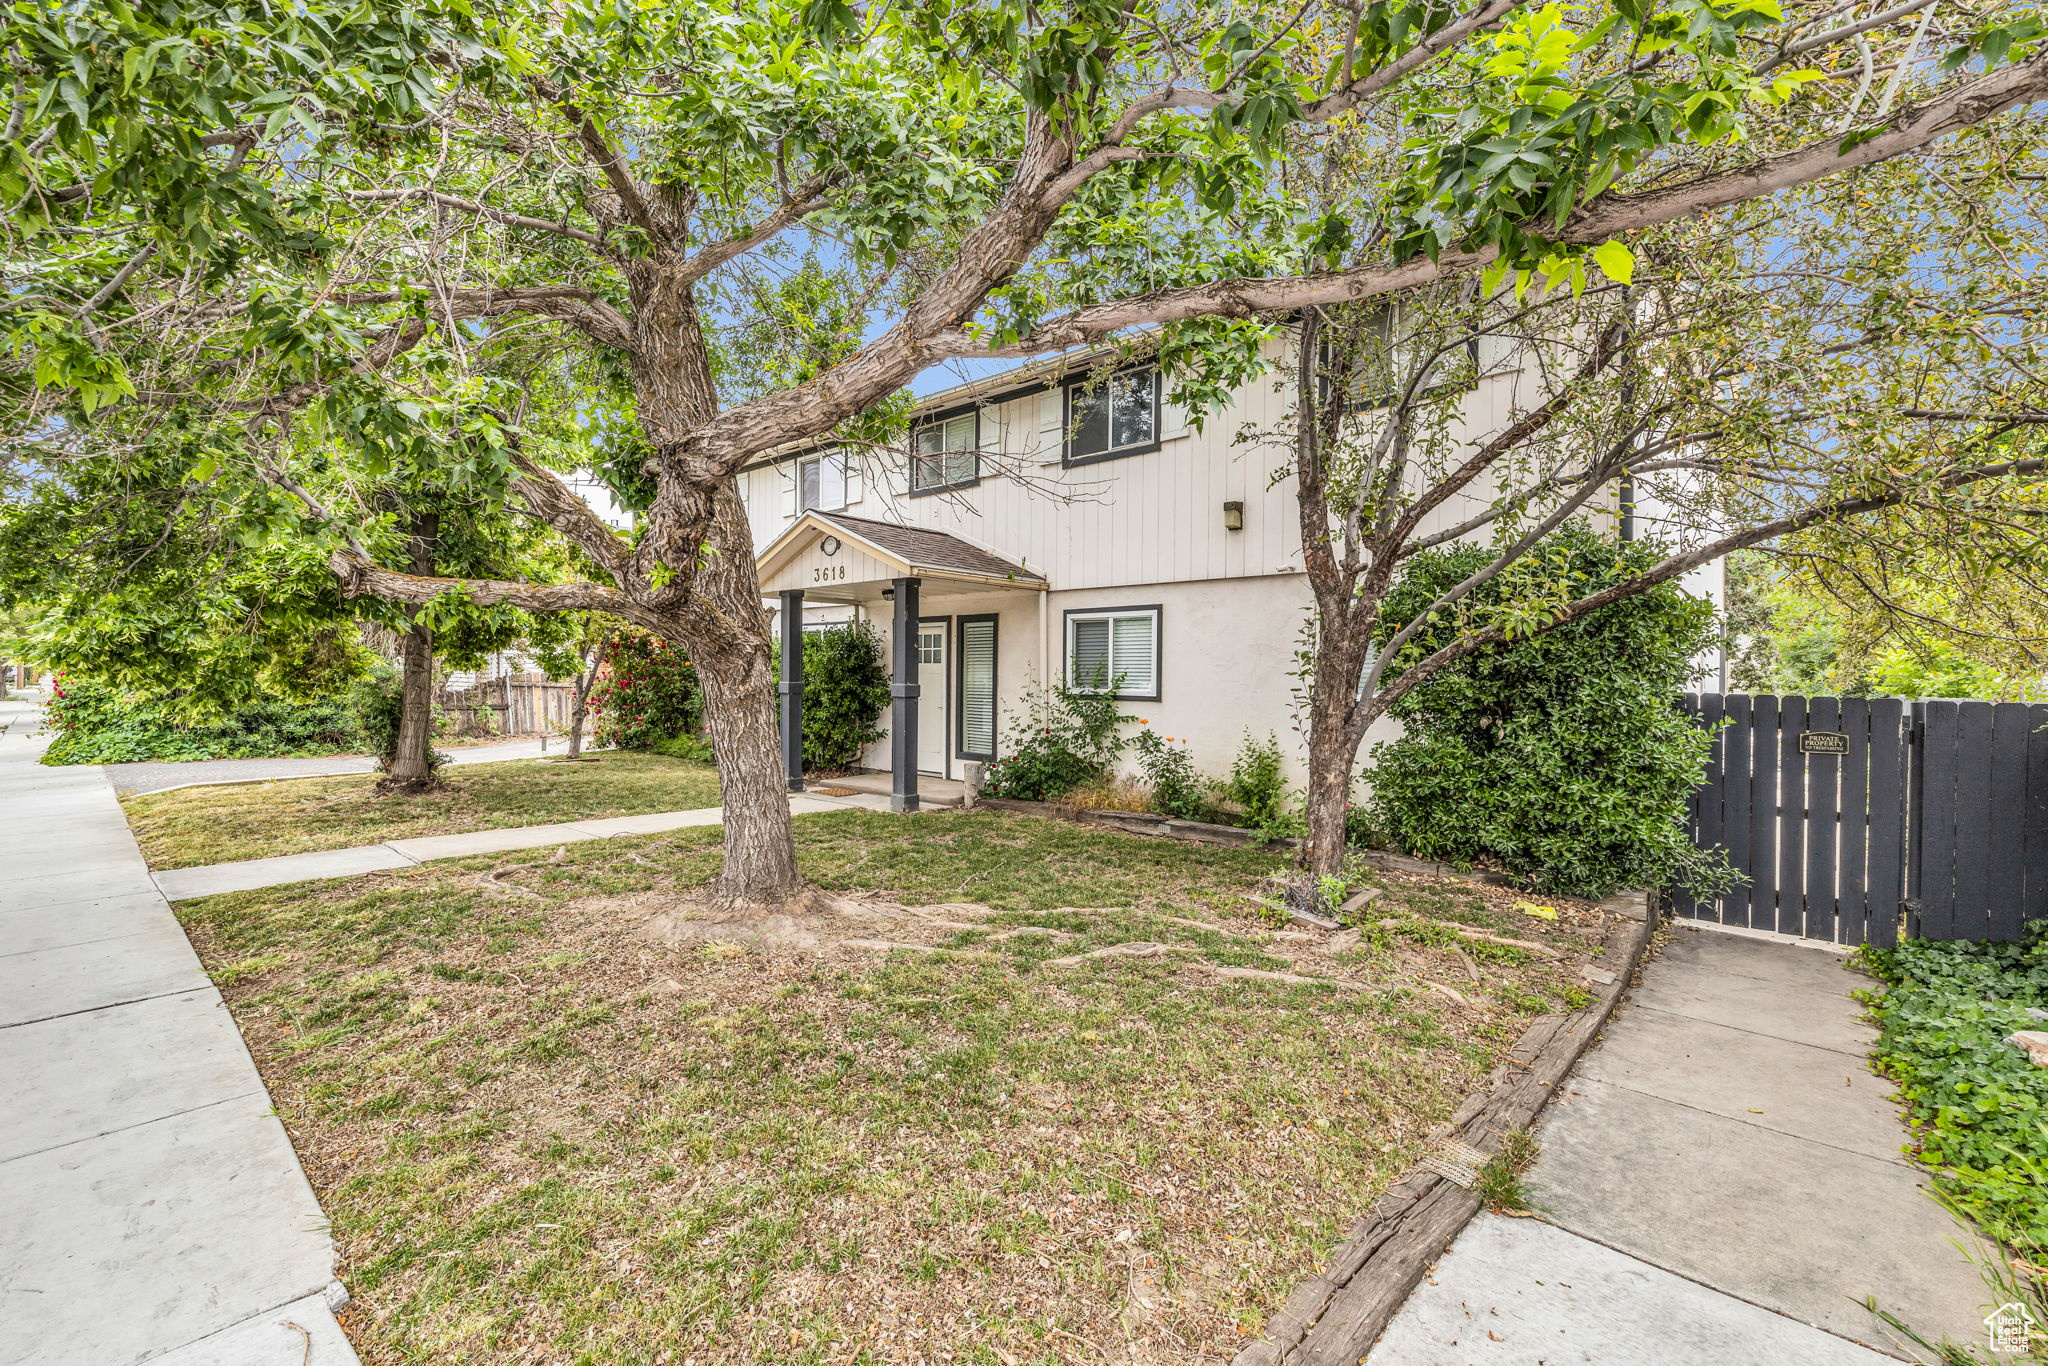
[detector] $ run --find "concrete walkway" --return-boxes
[102,736,565,796]
[0,697,356,1365]
[153,792,865,901]
[1370,924,1994,1365]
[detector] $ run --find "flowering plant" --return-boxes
[589,630,701,750]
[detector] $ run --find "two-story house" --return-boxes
[740,332,1721,811]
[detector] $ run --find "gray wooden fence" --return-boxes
[436,675,578,737]
[1676,694,2048,945]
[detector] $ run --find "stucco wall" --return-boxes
[791,573,1403,788]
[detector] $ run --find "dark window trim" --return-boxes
[955,613,1000,763]
[1062,603,1162,703]
[908,407,983,498]
[1062,365,1162,468]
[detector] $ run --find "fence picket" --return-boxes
[1721,694,1754,924]
[1748,695,1781,932]
[1986,703,2029,943]
[1837,698,1871,946]
[1803,695,1840,941]
[1866,698,1905,950]
[1774,696,1809,937]
[2029,704,2048,931]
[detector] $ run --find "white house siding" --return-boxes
[747,337,1627,787]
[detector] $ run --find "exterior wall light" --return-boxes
[1222,500,1244,531]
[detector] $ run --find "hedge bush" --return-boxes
[1366,523,1732,899]
[589,630,701,750]
[795,621,891,771]
[42,675,366,765]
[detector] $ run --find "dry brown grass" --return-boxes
[174,809,1612,1365]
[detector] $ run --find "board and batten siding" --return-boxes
[741,339,1552,598]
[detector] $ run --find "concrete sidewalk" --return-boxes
[101,736,567,796]
[0,696,356,1366]
[1369,924,1994,1365]
[152,792,872,901]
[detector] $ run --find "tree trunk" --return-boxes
[565,630,611,760]
[689,625,805,907]
[1302,660,1372,880]
[383,513,440,792]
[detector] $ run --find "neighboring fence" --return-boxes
[437,674,578,737]
[1675,694,2048,946]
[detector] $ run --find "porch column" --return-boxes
[889,576,921,813]
[778,589,805,792]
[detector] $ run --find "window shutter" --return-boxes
[1111,615,1156,695]
[842,449,862,505]
[779,462,797,518]
[961,618,997,758]
[1070,618,1110,689]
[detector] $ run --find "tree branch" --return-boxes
[1373,456,2048,716]
[343,187,607,246]
[674,178,838,287]
[329,551,641,617]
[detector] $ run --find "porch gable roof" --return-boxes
[757,511,1046,594]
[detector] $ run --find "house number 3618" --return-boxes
[812,565,847,583]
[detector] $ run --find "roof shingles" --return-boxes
[818,512,1043,582]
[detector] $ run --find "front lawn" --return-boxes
[123,751,721,869]
[175,810,1612,1364]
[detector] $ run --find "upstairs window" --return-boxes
[1066,607,1160,701]
[1064,367,1160,466]
[1320,301,1478,412]
[799,450,848,512]
[911,411,980,494]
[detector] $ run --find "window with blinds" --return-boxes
[959,616,998,760]
[1065,608,1160,700]
[911,411,979,493]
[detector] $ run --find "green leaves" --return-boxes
[1590,239,1634,285]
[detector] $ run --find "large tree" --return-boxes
[5,0,2045,909]
[1280,113,2048,877]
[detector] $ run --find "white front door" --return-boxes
[917,624,948,777]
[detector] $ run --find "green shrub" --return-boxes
[1862,929,2048,1257]
[1366,523,1733,899]
[348,666,449,777]
[1131,727,1206,819]
[983,680,1130,802]
[1220,730,1301,841]
[651,733,715,763]
[797,621,891,771]
[42,674,366,765]
[590,630,700,750]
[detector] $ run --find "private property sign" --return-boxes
[1799,731,1849,755]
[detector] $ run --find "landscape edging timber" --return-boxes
[1231,887,1659,1366]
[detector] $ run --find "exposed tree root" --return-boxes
[1426,981,1478,1007]
[1195,963,1390,993]
[1045,941,1195,968]
[986,926,1078,943]
[1380,917,1560,959]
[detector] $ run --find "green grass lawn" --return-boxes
[173,810,1611,1365]
[123,751,722,869]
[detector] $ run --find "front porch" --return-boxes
[757,511,1047,812]
[805,771,972,809]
